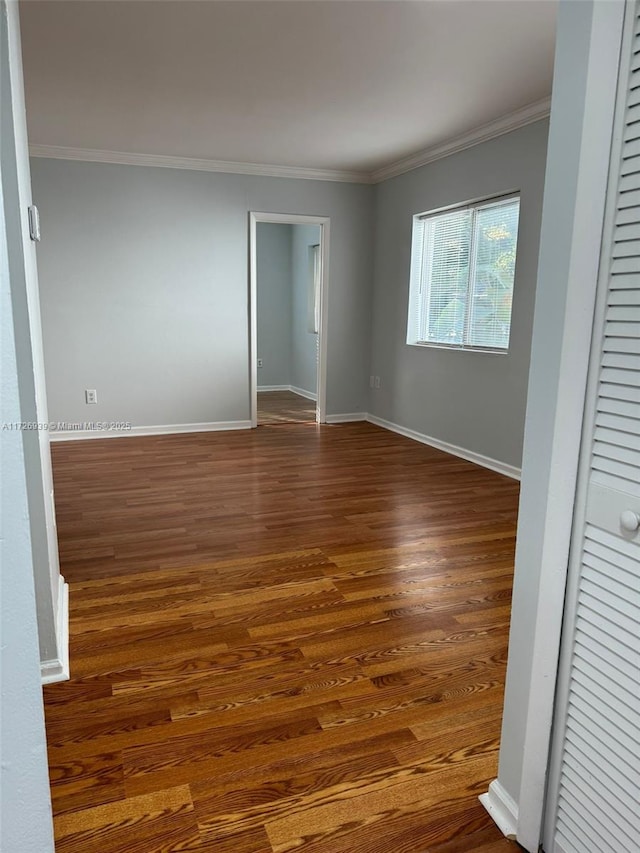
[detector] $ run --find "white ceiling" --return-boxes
[19,0,557,178]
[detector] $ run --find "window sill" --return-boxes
[407,341,509,355]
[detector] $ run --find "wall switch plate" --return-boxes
[257,359,263,368]
[374,376,381,389]
[85,389,98,404]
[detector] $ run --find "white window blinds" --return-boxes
[407,195,520,352]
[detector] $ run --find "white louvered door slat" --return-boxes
[550,5,640,853]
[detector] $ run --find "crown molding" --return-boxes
[28,144,372,184]
[29,98,551,186]
[369,97,552,183]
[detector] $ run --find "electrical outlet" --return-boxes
[374,376,381,390]
[257,359,263,368]
[85,389,98,404]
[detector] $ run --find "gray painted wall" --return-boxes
[256,222,321,396]
[31,159,374,426]
[369,119,549,469]
[291,224,321,396]
[1,6,55,851]
[33,124,548,467]
[256,222,292,387]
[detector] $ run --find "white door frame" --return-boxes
[249,212,330,428]
[487,3,626,851]
[3,0,68,684]
[542,2,634,849]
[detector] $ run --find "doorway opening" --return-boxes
[249,212,329,427]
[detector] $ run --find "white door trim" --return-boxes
[249,211,330,428]
[496,3,627,851]
[542,2,636,848]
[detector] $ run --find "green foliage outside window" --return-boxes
[409,196,519,351]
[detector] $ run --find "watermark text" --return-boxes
[2,422,133,432]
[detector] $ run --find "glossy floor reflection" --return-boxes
[45,423,521,853]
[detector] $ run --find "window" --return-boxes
[406,194,520,352]
[308,243,321,334]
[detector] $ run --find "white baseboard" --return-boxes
[366,414,521,480]
[289,385,317,402]
[257,385,317,401]
[325,412,367,423]
[49,411,520,480]
[41,577,70,684]
[50,420,252,441]
[479,780,519,840]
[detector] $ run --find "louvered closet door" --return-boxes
[550,6,640,853]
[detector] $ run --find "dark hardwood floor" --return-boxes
[258,390,316,425]
[44,422,521,853]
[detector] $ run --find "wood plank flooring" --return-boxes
[45,422,522,853]
[258,390,316,425]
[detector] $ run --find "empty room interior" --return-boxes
[4,2,640,853]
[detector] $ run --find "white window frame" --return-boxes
[406,192,520,354]
[308,243,321,334]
